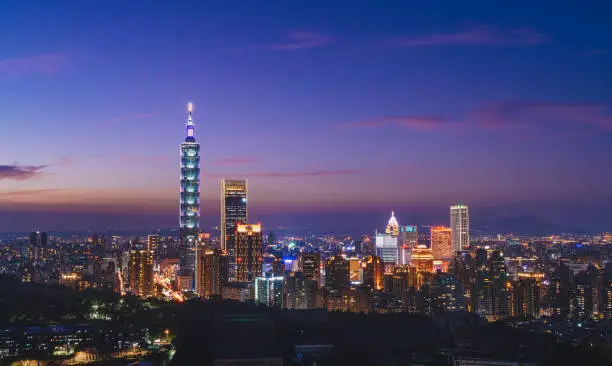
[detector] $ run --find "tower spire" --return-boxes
[185,102,195,140]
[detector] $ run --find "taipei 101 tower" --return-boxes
[179,102,200,268]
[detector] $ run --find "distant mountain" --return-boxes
[472,216,588,236]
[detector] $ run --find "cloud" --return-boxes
[473,101,612,130]
[386,26,549,47]
[0,164,47,181]
[0,53,71,78]
[106,112,159,125]
[343,115,453,131]
[0,189,66,197]
[256,31,335,51]
[208,169,359,178]
[213,157,257,166]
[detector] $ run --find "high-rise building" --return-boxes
[254,274,284,308]
[235,223,263,282]
[385,211,399,236]
[128,250,154,297]
[325,256,350,290]
[221,179,248,281]
[180,103,200,270]
[411,245,434,273]
[375,233,398,265]
[363,255,385,290]
[512,272,543,320]
[195,247,225,298]
[430,226,452,260]
[284,272,308,310]
[400,225,418,247]
[147,234,161,254]
[450,205,469,251]
[29,231,48,261]
[301,253,321,283]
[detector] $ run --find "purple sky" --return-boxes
[1,1,611,233]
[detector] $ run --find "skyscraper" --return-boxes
[128,250,154,297]
[400,225,418,247]
[255,274,284,308]
[195,247,225,298]
[235,223,263,282]
[430,226,452,260]
[221,179,248,282]
[147,234,161,254]
[450,204,469,252]
[180,103,200,250]
[386,211,399,236]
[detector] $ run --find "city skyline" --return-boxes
[1,1,612,232]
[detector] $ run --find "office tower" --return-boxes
[29,231,47,261]
[221,179,248,282]
[147,234,161,254]
[180,102,200,250]
[450,204,469,251]
[301,253,321,283]
[325,256,350,290]
[363,255,385,290]
[128,250,154,297]
[196,247,225,298]
[400,225,418,247]
[375,232,398,265]
[254,274,284,308]
[348,257,363,283]
[411,245,434,273]
[284,272,308,310]
[385,211,399,236]
[430,226,452,260]
[235,223,263,282]
[397,245,411,265]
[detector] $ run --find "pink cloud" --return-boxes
[343,115,454,131]
[207,169,358,178]
[0,53,71,78]
[106,112,159,125]
[473,101,612,130]
[386,26,549,47]
[213,157,257,166]
[257,31,335,51]
[0,189,67,197]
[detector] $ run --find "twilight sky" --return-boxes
[1,1,611,233]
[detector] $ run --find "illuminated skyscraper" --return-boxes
[386,211,399,236]
[128,250,154,297]
[147,234,161,254]
[400,225,418,247]
[411,245,434,273]
[450,204,469,251]
[431,226,452,260]
[195,247,225,298]
[235,223,263,282]
[221,179,248,281]
[180,103,200,250]
[255,274,284,308]
[375,232,398,265]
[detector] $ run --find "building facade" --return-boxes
[235,223,263,282]
[221,179,248,282]
[450,204,469,252]
[128,250,154,297]
[431,226,452,260]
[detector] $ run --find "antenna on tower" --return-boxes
[187,102,193,113]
